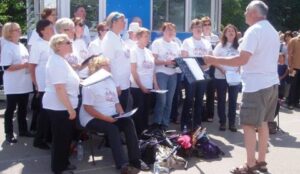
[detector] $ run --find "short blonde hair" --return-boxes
[88,55,110,75]
[136,27,150,38]
[49,34,70,53]
[190,18,202,30]
[106,12,125,29]
[55,18,74,33]
[2,22,20,41]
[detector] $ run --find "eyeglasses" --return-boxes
[77,23,84,27]
[203,23,211,26]
[61,41,72,45]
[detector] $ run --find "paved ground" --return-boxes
[0,97,300,174]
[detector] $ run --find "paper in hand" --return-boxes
[80,69,111,86]
[150,89,168,94]
[183,58,205,80]
[112,108,138,119]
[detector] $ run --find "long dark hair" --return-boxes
[221,24,239,49]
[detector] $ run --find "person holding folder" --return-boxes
[180,19,212,131]
[79,55,150,173]
[213,24,240,132]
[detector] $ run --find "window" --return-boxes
[191,0,211,19]
[152,0,185,32]
[70,0,99,30]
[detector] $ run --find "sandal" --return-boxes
[230,165,258,174]
[255,161,268,173]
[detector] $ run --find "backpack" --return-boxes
[194,135,224,159]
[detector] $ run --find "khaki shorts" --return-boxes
[240,85,278,127]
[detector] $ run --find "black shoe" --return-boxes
[131,159,150,171]
[19,131,35,137]
[120,164,139,174]
[66,164,76,171]
[229,126,237,132]
[33,142,50,150]
[6,135,17,143]
[219,124,226,131]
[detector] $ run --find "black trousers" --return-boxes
[170,74,183,122]
[204,79,215,120]
[119,89,129,111]
[86,118,140,168]
[46,109,75,173]
[131,87,152,135]
[33,92,51,144]
[288,69,300,106]
[4,93,29,136]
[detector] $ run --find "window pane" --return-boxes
[169,0,185,32]
[191,0,211,19]
[70,0,99,30]
[153,0,185,32]
[44,0,56,8]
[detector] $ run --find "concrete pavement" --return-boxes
[0,99,300,174]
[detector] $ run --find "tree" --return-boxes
[0,0,26,32]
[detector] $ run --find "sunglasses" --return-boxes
[77,23,84,27]
[203,23,211,26]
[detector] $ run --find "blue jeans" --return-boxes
[181,77,208,130]
[153,73,177,127]
[215,79,239,127]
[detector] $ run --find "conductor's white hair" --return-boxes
[247,0,269,18]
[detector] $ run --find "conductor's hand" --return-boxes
[203,55,218,65]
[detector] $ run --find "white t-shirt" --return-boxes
[0,41,33,94]
[182,37,212,57]
[73,38,89,78]
[101,31,131,90]
[202,33,220,48]
[130,46,155,89]
[151,38,180,75]
[28,29,41,46]
[88,37,102,56]
[124,39,137,50]
[43,54,80,110]
[80,77,119,127]
[238,20,280,92]
[29,38,52,91]
[83,25,91,45]
[213,43,239,79]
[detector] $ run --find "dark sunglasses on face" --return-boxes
[77,23,84,27]
[203,23,211,26]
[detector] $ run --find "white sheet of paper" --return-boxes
[114,108,138,119]
[225,71,241,86]
[80,69,111,86]
[150,89,168,94]
[183,58,205,80]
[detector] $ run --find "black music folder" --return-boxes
[175,57,210,84]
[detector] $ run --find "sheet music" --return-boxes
[150,89,168,94]
[112,108,138,119]
[183,58,205,80]
[80,69,111,86]
[225,71,241,86]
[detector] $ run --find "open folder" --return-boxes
[80,69,111,86]
[112,108,138,119]
[175,57,210,84]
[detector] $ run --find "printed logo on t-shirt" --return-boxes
[142,60,154,69]
[165,51,177,61]
[66,54,79,65]
[80,50,88,60]
[226,48,239,56]
[193,47,209,56]
[105,88,118,103]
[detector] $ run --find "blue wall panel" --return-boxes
[106,0,151,29]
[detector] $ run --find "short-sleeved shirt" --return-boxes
[80,77,119,127]
[88,37,102,56]
[181,37,212,57]
[73,38,89,78]
[151,38,180,75]
[101,31,131,90]
[28,29,41,46]
[0,41,33,94]
[130,46,155,89]
[43,54,80,110]
[238,20,280,92]
[29,38,52,91]
[213,42,239,79]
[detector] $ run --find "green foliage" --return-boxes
[0,0,26,32]
[222,0,300,33]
